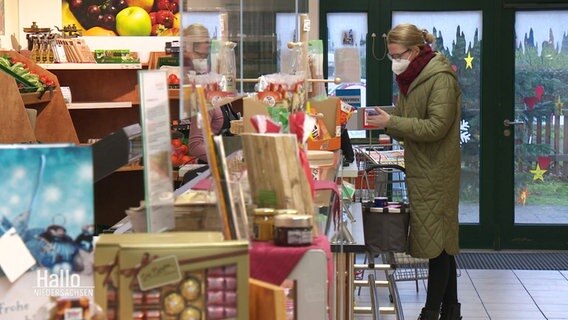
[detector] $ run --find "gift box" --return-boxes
[114,237,249,319]
[94,232,225,319]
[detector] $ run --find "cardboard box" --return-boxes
[117,239,249,320]
[242,97,270,133]
[94,232,224,319]
[307,97,342,151]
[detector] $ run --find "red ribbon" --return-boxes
[119,252,159,289]
[94,254,119,287]
[289,111,315,198]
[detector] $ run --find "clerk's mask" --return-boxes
[192,59,208,74]
[391,59,411,75]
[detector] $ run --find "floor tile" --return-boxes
[350,268,568,320]
[540,304,568,318]
[514,270,566,280]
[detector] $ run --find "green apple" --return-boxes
[116,6,152,36]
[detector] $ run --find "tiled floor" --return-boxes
[353,266,568,319]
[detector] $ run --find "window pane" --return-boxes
[514,11,568,224]
[326,13,367,107]
[392,11,483,224]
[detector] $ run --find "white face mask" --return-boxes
[192,58,208,74]
[392,59,411,75]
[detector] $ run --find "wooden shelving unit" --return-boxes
[38,63,142,70]
[41,60,180,143]
[0,50,79,144]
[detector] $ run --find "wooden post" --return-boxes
[554,113,561,175]
[564,112,568,176]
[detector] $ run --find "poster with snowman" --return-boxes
[0,144,95,320]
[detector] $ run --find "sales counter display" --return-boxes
[94,232,248,320]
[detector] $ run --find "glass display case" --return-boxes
[181,0,308,93]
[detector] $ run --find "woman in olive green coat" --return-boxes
[367,23,462,320]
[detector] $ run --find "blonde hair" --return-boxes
[183,23,210,51]
[386,23,435,49]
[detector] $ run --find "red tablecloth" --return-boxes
[249,235,333,287]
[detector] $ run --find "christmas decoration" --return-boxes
[530,163,547,181]
[464,51,474,69]
[460,119,471,144]
[537,156,552,170]
[516,186,530,206]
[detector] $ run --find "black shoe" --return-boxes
[439,303,462,320]
[418,308,439,320]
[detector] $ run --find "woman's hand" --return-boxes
[366,107,390,129]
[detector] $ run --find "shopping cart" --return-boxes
[357,163,429,314]
[358,163,460,311]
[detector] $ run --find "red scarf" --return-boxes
[396,45,436,96]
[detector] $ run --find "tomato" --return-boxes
[171,138,182,148]
[178,145,188,155]
[181,155,191,164]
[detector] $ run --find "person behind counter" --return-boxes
[184,23,211,75]
[366,23,462,320]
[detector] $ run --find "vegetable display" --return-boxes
[0,55,56,92]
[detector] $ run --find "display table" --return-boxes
[250,236,332,320]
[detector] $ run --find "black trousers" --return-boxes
[425,250,459,311]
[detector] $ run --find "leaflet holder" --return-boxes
[92,123,142,182]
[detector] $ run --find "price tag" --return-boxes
[60,86,72,105]
[0,227,36,282]
[303,19,311,32]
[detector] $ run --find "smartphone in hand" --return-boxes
[365,109,379,116]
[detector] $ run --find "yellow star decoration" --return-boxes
[464,52,474,69]
[555,96,564,116]
[530,163,547,181]
[517,186,530,206]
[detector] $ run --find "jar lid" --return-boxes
[275,209,298,215]
[274,214,312,228]
[254,208,276,216]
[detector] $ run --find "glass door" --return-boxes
[498,8,568,249]
[391,11,483,226]
[321,0,568,249]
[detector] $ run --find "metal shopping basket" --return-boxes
[360,164,429,294]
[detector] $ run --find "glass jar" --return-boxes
[274,215,313,246]
[253,208,276,241]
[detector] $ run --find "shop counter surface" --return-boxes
[249,236,332,320]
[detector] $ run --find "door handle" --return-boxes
[503,119,524,127]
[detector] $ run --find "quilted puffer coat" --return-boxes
[385,53,461,259]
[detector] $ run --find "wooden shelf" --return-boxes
[38,63,142,70]
[67,101,133,109]
[20,90,56,105]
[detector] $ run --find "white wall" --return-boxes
[0,0,20,50]
[3,0,319,63]
[8,0,175,63]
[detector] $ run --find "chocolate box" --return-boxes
[117,239,249,320]
[94,232,224,319]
